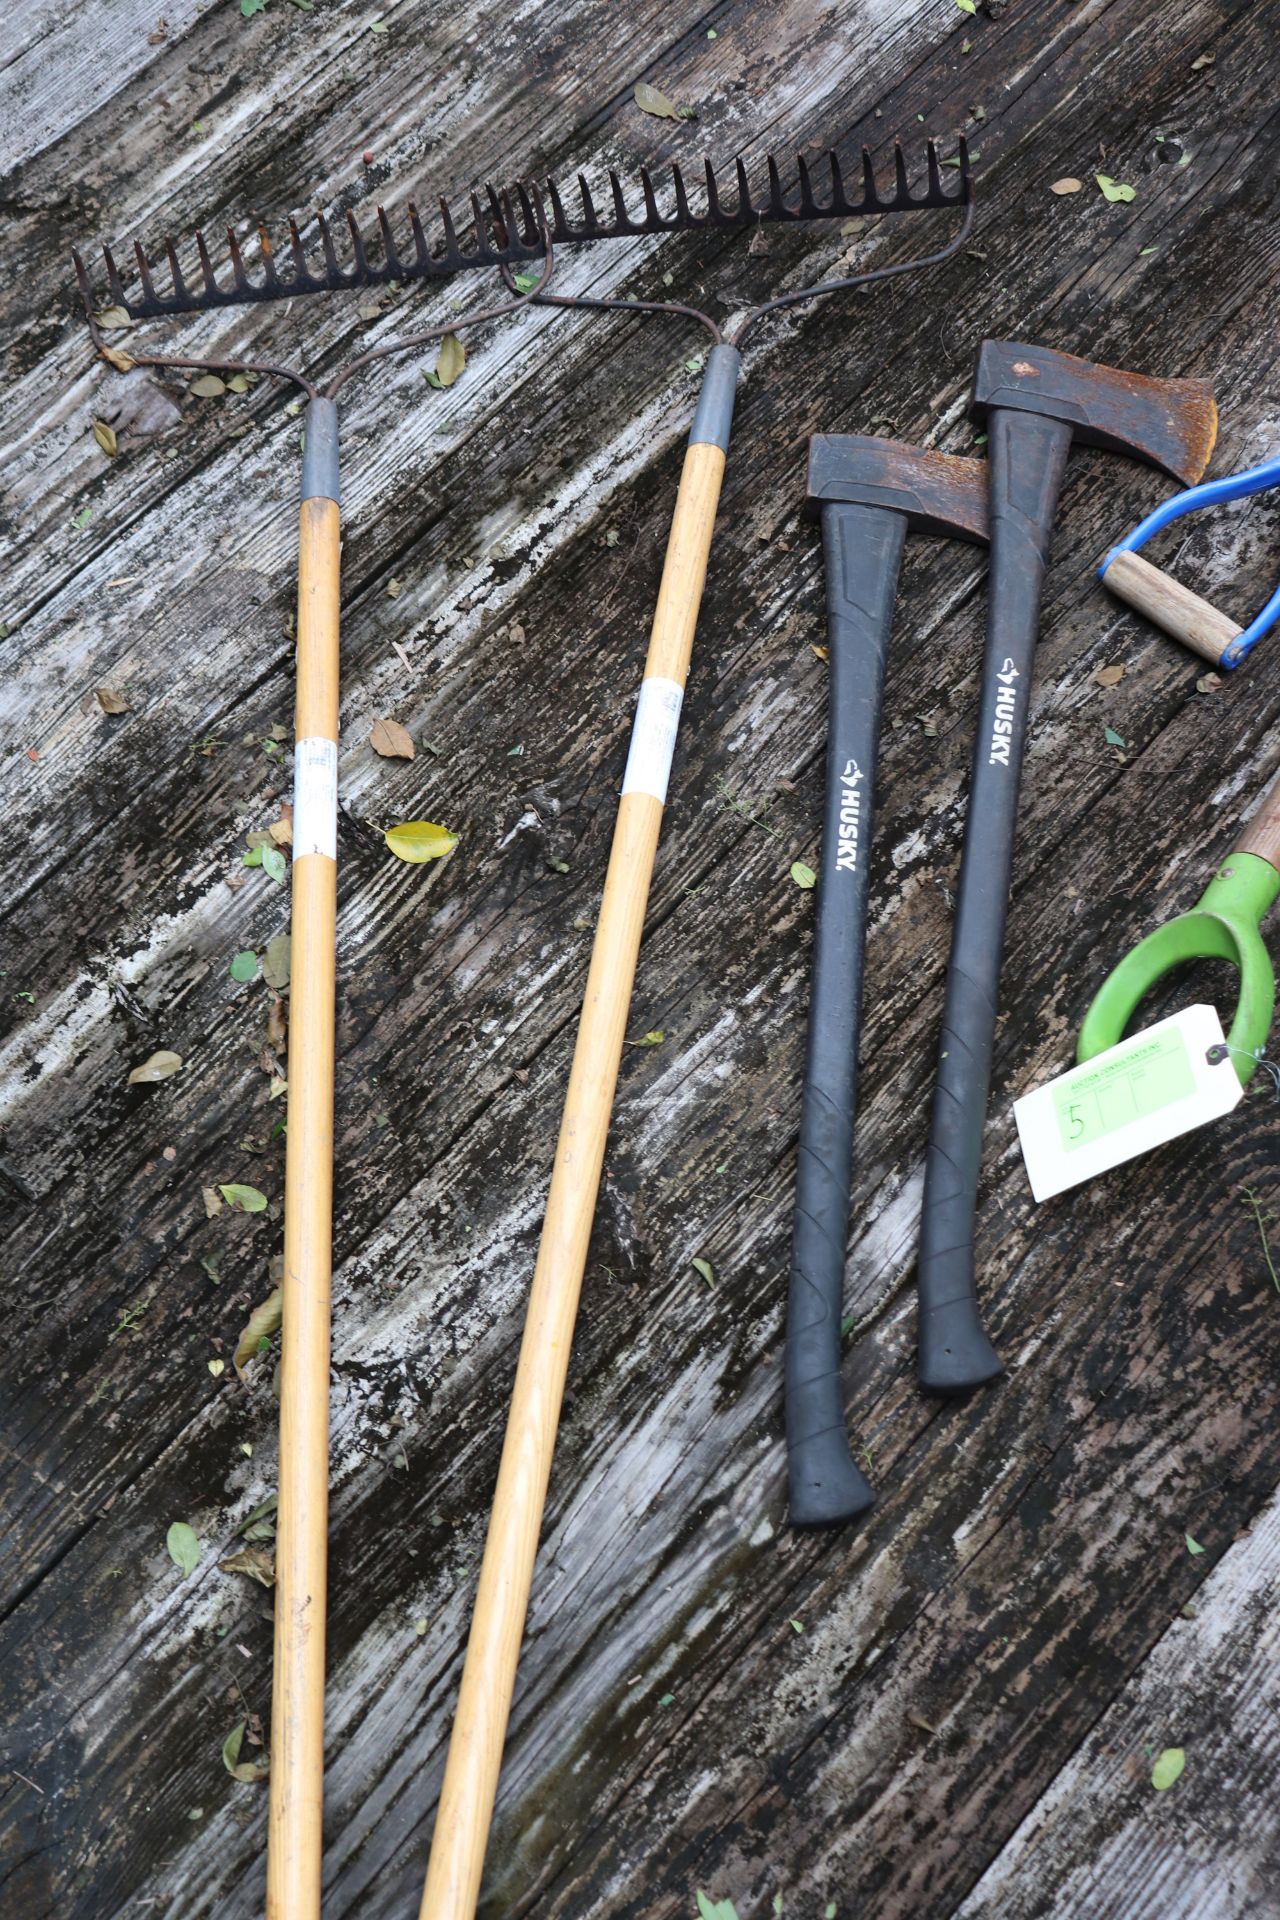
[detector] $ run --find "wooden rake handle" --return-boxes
[268,398,341,1920]
[419,345,741,1920]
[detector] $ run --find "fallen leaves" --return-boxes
[94,686,129,714]
[219,1545,275,1587]
[92,420,118,456]
[190,373,227,398]
[1096,174,1136,203]
[696,1895,740,1920]
[691,1256,715,1286]
[385,820,458,863]
[634,80,685,120]
[424,333,465,388]
[371,717,416,760]
[261,933,291,991]
[202,1186,223,1218]
[166,1520,201,1575]
[791,861,818,890]
[222,1721,269,1784]
[1092,663,1125,688]
[1151,1746,1185,1791]
[234,1284,282,1375]
[1185,1533,1206,1556]
[1196,671,1223,695]
[1050,177,1082,195]
[1104,725,1127,748]
[229,949,259,984]
[219,1182,268,1214]
[127,1049,183,1085]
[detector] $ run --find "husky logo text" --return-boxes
[836,759,864,872]
[987,658,1021,766]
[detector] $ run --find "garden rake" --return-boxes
[72,189,559,1920]
[418,138,974,1920]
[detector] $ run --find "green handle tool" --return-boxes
[1078,799,1280,1086]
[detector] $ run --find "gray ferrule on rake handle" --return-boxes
[418,344,740,1920]
[270,393,341,1920]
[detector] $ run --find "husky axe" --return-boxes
[788,435,987,1525]
[916,340,1217,1394]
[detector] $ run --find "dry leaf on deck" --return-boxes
[370,718,416,760]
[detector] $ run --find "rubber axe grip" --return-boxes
[917,407,1072,1394]
[785,499,900,1526]
[1101,549,1242,666]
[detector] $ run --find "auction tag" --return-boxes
[1014,1005,1243,1202]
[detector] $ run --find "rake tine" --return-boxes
[133,240,161,309]
[607,168,632,233]
[641,165,666,230]
[544,172,572,241]
[732,155,753,222]
[227,227,253,296]
[577,171,600,237]
[671,160,693,229]
[345,209,369,280]
[925,139,943,202]
[484,183,509,248]
[514,181,539,245]
[163,235,190,305]
[101,244,128,309]
[377,206,403,276]
[469,189,492,257]
[258,225,281,291]
[893,143,912,206]
[287,217,310,287]
[193,228,220,300]
[828,150,850,217]
[859,146,881,212]
[957,133,972,194]
[437,194,462,265]
[704,156,724,225]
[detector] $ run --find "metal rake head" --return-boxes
[73,140,970,323]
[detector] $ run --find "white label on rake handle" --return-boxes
[1013,1004,1243,1203]
[621,676,684,805]
[292,736,338,861]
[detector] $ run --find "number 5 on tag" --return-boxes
[1014,1005,1244,1202]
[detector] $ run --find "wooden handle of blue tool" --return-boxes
[786,503,900,1526]
[917,408,1071,1393]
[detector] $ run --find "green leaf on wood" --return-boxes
[261,933,292,990]
[1185,1533,1205,1556]
[234,1285,283,1375]
[385,820,458,863]
[166,1520,201,1575]
[262,846,288,884]
[1095,174,1136,203]
[791,861,818,889]
[1151,1746,1185,1790]
[1104,726,1127,747]
[222,1720,269,1782]
[219,1183,268,1214]
[229,949,258,982]
[691,1256,715,1286]
[696,1897,740,1920]
[634,81,682,120]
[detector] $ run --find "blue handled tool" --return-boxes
[1100,449,1280,669]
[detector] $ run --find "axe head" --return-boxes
[971,340,1217,484]
[804,434,988,542]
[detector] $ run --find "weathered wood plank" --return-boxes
[955,1483,1280,1919]
[2,0,1279,1917]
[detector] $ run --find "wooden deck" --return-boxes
[2,1,1279,1914]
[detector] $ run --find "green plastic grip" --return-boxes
[1078,852,1280,1085]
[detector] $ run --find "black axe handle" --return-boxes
[785,499,902,1526]
[916,406,1072,1393]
